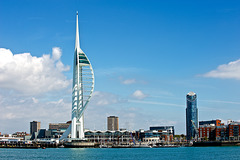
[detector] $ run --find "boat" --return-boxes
[58,145,64,148]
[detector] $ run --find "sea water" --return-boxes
[1,147,240,160]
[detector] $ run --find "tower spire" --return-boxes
[75,11,81,51]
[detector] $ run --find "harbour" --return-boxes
[5,140,240,149]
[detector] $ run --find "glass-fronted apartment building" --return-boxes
[186,92,198,140]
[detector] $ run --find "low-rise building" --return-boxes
[199,120,240,142]
[199,119,223,127]
[12,132,29,138]
[135,126,174,143]
[143,137,160,144]
[150,126,175,136]
[228,122,240,141]
[215,125,227,141]
[84,130,132,144]
[199,124,215,141]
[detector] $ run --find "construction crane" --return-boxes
[130,133,136,145]
[191,120,199,140]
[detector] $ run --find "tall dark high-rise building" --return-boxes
[107,116,119,131]
[186,92,198,140]
[30,121,41,135]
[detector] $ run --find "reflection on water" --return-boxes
[69,148,88,159]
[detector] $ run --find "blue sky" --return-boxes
[1,0,240,134]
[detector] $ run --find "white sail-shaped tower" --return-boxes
[71,12,94,139]
[60,12,94,141]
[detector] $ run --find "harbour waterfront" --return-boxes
[1,147,240,160]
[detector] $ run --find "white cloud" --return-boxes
[84,104,151,131]
[118,76,148,85]
[3,113,17,120]
[121,78,136,85]
[148,119,177,127]
[129,99,185,107]
[0,92,71,133]
[131,90,148,100]
[201,99,240,105]
[0,95,4,105]
[91,91,123,106]
[52,47,62,61]
[19,99,25,103]
[202,59,240,80]
[48,99,64,105]
[0,48,70,95]
[0,88,185,133]
[32,97,39,104]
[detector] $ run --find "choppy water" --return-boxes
[1,147,240,160]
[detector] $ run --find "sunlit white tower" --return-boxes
[71,12,94,139]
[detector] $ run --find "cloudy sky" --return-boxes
[1,0,240,134]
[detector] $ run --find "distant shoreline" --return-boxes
[193,141,240,147]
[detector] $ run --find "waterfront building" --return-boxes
[0,136,23,143]
[38,130,45,138]
[199,119,223,126]
[107,116,119,131]
[186,92,198,140]
[199,124,216,141]
[30,121,41,135]
[31,129,51,140]
[150,126,175,136]
[228,122,240,141]
[12,132,29,138]
[84,130,131,144]
[198,119,239,141]
[49,121,71,138]
[60,12,94,140]
[135,128,174,142]
[199,119,223,141]
[143,136,160,144]
[215,125,227,141]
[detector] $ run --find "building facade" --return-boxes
[198,119,223,141]
[30,121,41,135]
[49,121,71,138]
[186,92,198,140]
[199,124,216,141]
[107,116,119,131]
[215,125,227,141]
[135,127,175,143]
[84,130,131,144]
[228,122,240,141]
[150,126,175,136]
[12,132,29,138]
[198,120,240,141]
[199,119,223,126]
